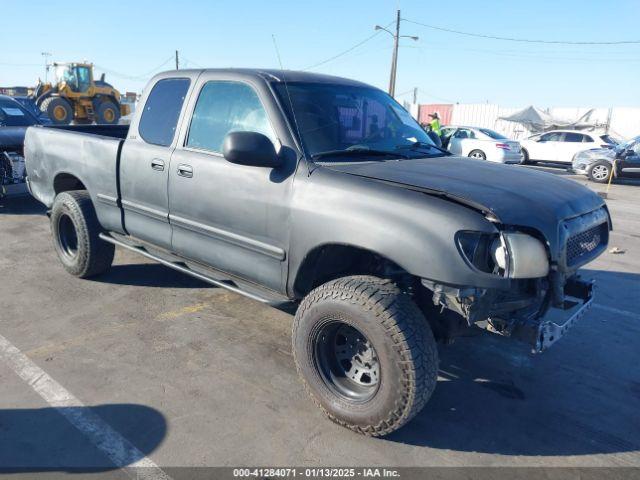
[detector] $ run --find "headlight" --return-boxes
[501,232,549,278]
[457,231,549,278]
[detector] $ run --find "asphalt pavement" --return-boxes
[0,165,638,473]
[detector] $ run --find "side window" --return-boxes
[186,81,275,153]
[583,135,594,143]
[564,132,585,142]
[541,132,562,141]
[139,78,191,147]
[454,129,472,139]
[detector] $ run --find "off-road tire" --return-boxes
[292,275,438,436]
[50,191,114,278]
[96,100,120,125]
[42,97,73,125]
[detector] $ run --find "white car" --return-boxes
[520,130,619,165]
[441,126,523,164]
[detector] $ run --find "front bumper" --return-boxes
[529,277,594,352]
[424,275,596,353]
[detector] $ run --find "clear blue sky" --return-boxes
[2,0,639,107]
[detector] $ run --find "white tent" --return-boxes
[499,105,599,133]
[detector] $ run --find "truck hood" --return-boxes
[324,156,607,253]
[0,126,28,150]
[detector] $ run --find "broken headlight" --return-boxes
[457,231,549,279]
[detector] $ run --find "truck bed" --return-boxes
[24,124,128,234]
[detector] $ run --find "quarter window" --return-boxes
[139,78,191,147]
[186,81,275,153]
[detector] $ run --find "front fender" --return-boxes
[287,166,510,296]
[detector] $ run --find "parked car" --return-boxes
[1,95,41,191]
[520,130,619,165]
[441,126,523,164]
[572,135,640,183]
[25,69,609,436]
[12,96,51,124]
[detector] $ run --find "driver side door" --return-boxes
[448,128,473,155]
[530,131,563,161]
[168,77,294,292]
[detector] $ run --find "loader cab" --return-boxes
[54,63,93,93]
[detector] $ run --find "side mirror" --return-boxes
[222,131,281,168]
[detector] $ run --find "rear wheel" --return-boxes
[96,100,120,125]
[468,149,486,160]
[42,97,73,125]
[292,275,438,436]
[51,191,114,277]
[588,161,613,183]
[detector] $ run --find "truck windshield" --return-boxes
[274,82,442,160]
[0,99,38,127]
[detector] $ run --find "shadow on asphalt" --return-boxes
[0,403,166,471]
[91,263,212,289]
[0,194,46,216]
[389,269,640,456]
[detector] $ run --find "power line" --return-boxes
[403,18,640,45]
[302,21,394,71]
[94,56,175,81]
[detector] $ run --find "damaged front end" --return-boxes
[422,206,609,353]
[422,275,594,353]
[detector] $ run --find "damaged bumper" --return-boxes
[422,275,595,353]
[517,277,594,353]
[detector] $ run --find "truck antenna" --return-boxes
[271,35,305,158]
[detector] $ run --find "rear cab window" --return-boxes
[139,78,191,146]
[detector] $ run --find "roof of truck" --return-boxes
[157,68,371,87]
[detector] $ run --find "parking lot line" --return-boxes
[0,332,170,479]
[594,303,640,320]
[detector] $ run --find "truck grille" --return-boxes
[566,222,608,267]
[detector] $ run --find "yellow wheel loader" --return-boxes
[33,63,130,125]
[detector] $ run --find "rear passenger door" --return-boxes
[119,77,192,249]
[558,132,593,163]
[167,76,294,292]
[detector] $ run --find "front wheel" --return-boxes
[588,161,613,183]
[521,148,535,165]
[292,276,438,436]
[96,100,121,125]
[51,191,115,277]
[468,149,486,160]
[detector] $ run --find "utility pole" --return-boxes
[41,52,52,83]
[375,11,418,98]
[412,87,418,104]
[175,50,179,70]
[389,10,401,97]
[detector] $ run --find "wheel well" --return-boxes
[53,173,86,195]
[293,244,410,297]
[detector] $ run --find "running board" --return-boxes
[98,233,288,305]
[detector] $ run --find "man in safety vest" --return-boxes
[428,112,442,136]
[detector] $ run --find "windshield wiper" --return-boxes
[312,148,409,161]
[395,142,450,156]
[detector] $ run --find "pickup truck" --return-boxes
[25,69,611,436]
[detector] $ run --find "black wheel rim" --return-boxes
[58,213,78,260]
[314,321,380,402]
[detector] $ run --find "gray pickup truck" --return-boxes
[25,69,610,436]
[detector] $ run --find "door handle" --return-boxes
[177,164,193,178]
[151,158,165,171]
